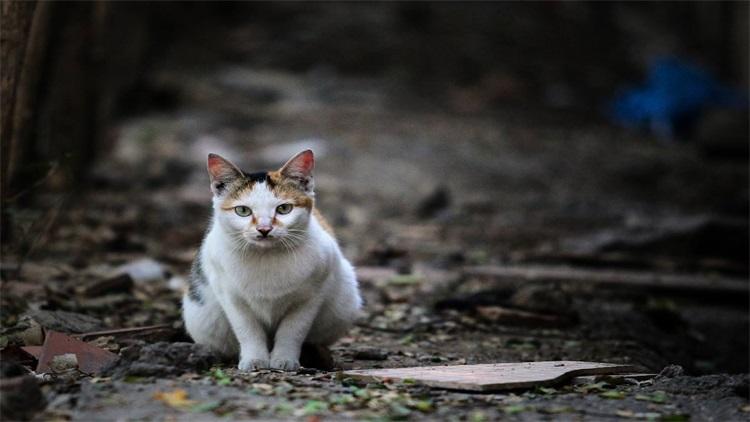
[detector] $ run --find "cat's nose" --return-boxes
[257,226,272,237]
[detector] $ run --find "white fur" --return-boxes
[183,180,362,371]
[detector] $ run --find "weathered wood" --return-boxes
[464,265,748,295]
[344,361,641,391]
[6,0,52,191]
[0,0,36,194]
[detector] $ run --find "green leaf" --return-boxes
[470,411,487,422]
[600,390,626,399]
[537,387,557,395]
[575,382,609,394]
[398,334,415,345]
[352,387,370,398]
[331,394,355,405]
[412,400,433,412]
[302,400,329,415]
[636,391,669,404]
[211,368,232,386]
[190,401,221,413]
[274,402,294,415]
[388,275,423,286]
[503,404,529,414]
[402,378,417,385]
[388,403,412,419]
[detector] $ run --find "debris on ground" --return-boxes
[102,342,217,379]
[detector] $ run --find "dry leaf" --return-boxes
[153,389,196,409]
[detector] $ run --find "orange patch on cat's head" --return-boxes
[268,169,313,210]
[267,150,316,210]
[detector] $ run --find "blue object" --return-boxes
[611,57,748,139]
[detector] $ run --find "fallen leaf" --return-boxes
[211,368,231,386]
[301,400,328,415]
[616,410,635,418]
[503,404,530,414]
[153,389,196,409]
[190,401,221,413]
[600,390,626,399]
[470,411,487,422]
[412,399,433,412]
[635,391,669,404]
[388,275,423,286]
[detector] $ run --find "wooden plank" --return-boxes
[464,265,748,294]
[343,361,641,391]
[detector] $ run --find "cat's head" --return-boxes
[206,150,315,251]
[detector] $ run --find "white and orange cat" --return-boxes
[182,149,362,371]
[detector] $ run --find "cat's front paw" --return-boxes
[270,358,300,371]
[238,357,270,371]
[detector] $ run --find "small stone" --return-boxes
[0,374,46,420]
[658,365,685,378]
[28,310,105,334]
[49,354,78,373]
[353,348,388,361]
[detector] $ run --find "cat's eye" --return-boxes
[234,206,252,217]
[276,203,293,215]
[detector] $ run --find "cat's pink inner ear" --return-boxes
[281,149,314,178]
[207,153,241,182]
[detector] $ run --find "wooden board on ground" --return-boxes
[343,361,641,392]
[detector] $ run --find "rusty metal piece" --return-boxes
[36,331,118,374]
[20,346,42,359]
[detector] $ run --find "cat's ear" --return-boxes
[207,153,243,195]
[279,149,314,193]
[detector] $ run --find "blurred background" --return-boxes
[1,1,748,419]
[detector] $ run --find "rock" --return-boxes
[28,310,105,334]
[353,347,389,361]
[658,364,685,378]
[103,342,217,378]
[416,185,451,218]
[509,284,571,313]
[300,343,335,370]
[0,374,46,420]
[49,354,78,373]
[16,317,44,346]
[80,273,134,297]
[0,361,28,378]
[2,315,44,346]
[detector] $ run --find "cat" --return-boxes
[182,149,362,371]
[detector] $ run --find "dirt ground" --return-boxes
[2,4,749,421]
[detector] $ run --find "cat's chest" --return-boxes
[208,250,326,298]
